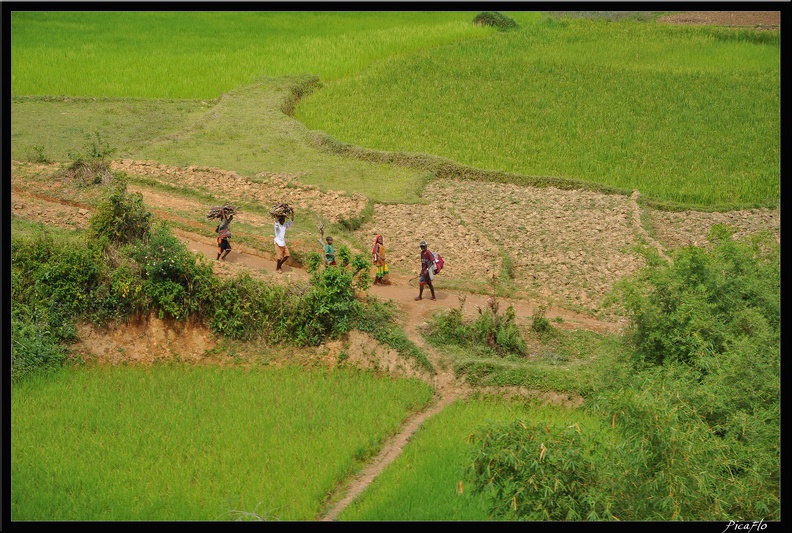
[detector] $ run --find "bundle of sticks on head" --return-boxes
[269,202,294,219]
[206,204,240,220]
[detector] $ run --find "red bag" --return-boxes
[432,252,444,274]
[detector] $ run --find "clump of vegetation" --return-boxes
[617,224,779,369]
[472,12,518,31]
[89,178,152,245]
[467,419,602,520]
[25,145,50,163]
[11,228,97,381]
[11,189,430,379]
[530,304,552,333]
[127,224,217,321]
[465,228,780,520]
[305,243,372,292]
[425,296,527,357]
[10,306,70,383]
[60,130,116,185]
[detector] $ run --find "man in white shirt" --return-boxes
[274,213,294,273]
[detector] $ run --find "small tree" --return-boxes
[89,177,152,245]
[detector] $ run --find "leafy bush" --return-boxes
[12,229,103,333]
[89,179,152,245]
[299,264,363,345]
[11,230,91,381]
[467,419,605,520]
[25,144,50,163]
[530,304,552,333]
[11,309,70,383]
[425,296,526,356]
[615,225,779,368]
[336,244,352,267]
[306,246,372,292]
[472,11,518,31]
[466,229,780,520]
[129,224,216,320]
[303,251,325,273]
[210,272,286,340]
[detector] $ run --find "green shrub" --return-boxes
[303,251,325,273]
[467,229,780,520]
[10,229,91,380]
[89,179,152,245]
[530,305,552,333]
[467,419,607,520]
[350,252,373,292]
[472,11,518,31]
[10,310,70,383]
[62,130,117,185]
[104,261,149,319]
[26,243,103,320]
[25,144,50,163]
[129,224,215,320]
[336,244,352,267]
[426,297,526,357]
[210,272,287,341]
[299,264,363,345]
[614,225,779,368]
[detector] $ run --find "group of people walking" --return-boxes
[213,208,438,300]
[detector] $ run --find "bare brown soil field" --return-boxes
[656,11,780,29]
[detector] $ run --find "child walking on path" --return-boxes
[322,235,336,266]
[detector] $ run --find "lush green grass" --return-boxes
[296,17,780,208]
[11,79,432,205]
[338,397,597,520]
[428,319,626,397]
[11,363,434,520]
[10,96,213,163]
[12,12,779,208]
[11,11,492,99]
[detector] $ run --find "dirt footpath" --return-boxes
[656,11,780,29]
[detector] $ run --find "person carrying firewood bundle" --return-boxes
[215,212,233,261]
[274,211,294,273]
[415,240,436,301]
[207,203,239,261]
